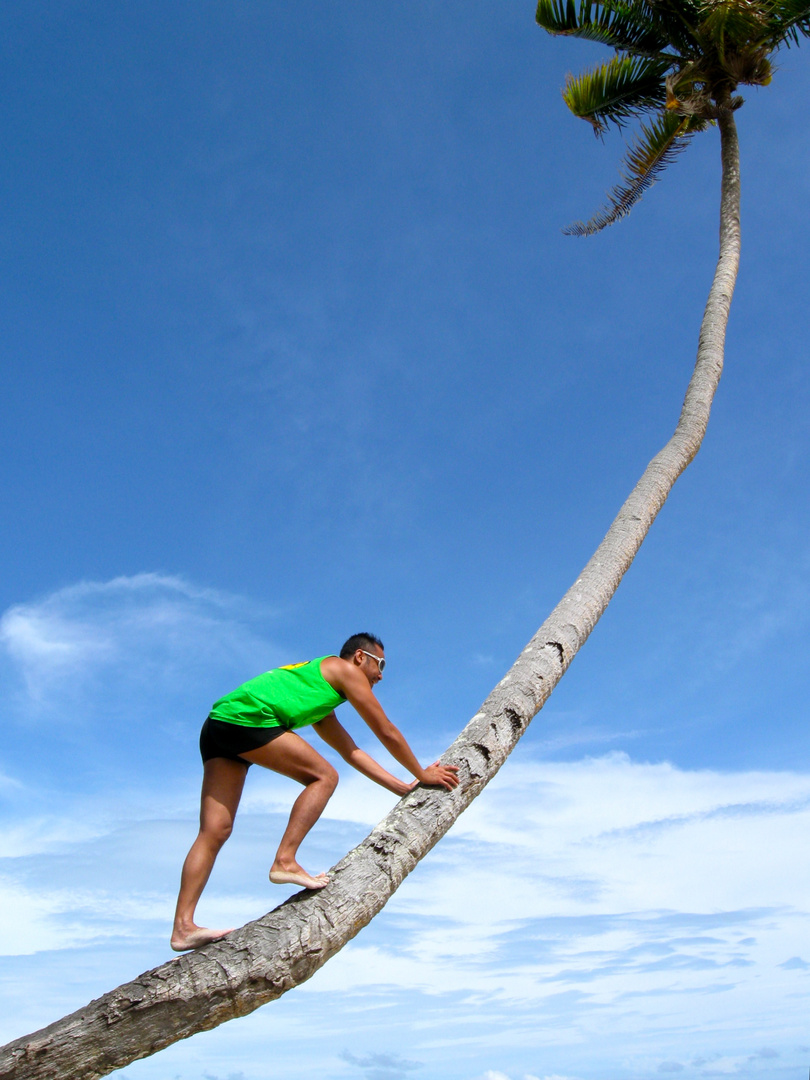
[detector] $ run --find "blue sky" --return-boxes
[2,3,810,1078]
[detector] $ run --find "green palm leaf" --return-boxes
[697,1,770,62]
[605,0,706,54]
[564,111,704,235]
[762,0,810,44]
[563,53,672,130]
[540,0,809,234]
[536,0,670,52]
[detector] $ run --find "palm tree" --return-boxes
[1,6,808,1079]
[536,0,809,234]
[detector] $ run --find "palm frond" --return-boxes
[563,53,672,130]
[564,112,704,235]
[761,0,810,44]
[697,0,770,62]
[536,0,671,53]
[637,0,707,53]
[537,0,807,233]
[602,0,705,52]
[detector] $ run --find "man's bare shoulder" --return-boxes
[320,655,355,690]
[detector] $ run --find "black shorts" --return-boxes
[199,716,288,766]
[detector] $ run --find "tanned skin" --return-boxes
[171,644,459,951]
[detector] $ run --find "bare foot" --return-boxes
[269,866,329,890]
[170,926,233,952]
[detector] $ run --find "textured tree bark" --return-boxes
[0,115,740,1080]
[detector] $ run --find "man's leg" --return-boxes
[240,731,338,890]
[171,756,248,951]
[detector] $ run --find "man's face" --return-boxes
[358,645,385,687]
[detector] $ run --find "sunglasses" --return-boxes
[360,650,386,673]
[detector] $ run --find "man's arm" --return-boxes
[313,713,415,796]
[320,658,459,790]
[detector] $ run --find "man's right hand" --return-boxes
[418,762,460,790]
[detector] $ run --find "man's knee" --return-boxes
[322,763,339,793]
[203,818,233,847]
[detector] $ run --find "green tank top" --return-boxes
[208,657,346,729]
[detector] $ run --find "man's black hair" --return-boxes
[339,632,384,659]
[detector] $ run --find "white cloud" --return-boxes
[476,1072,548,1080]
[11,742,809,1074]
[3,639,810,1078]
[0,572,280,717]
[239,761,406,825]
[6,752,810,985]
[298,752,810,1068]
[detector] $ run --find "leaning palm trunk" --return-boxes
[0,114,740,1080]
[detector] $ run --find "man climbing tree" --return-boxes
[2,5,809,1078]
[171,633,459,951]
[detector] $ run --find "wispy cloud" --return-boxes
[340,1049,422,1080]
[301,753,810,1074]
[4,752,810,1076]
[477,1072,545,1080]
[3,574,810,1077]
[0,572,279,718]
